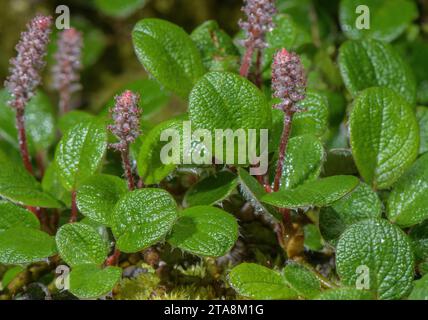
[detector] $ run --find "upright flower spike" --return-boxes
[239,0,276,79]
[272,48,306,111]
[52,28,83,114]
[108,90,142,190]
[272,48,306,192]
[4,15,52,174]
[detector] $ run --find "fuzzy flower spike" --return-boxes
[4,15,52,174]
[239,0,276,78]
[108,90,142,190]
[272,48,306,192]
[52,28,83,114]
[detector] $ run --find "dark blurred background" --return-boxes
[0,0,247,117]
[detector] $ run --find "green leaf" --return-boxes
[137,117,184,185]
[58,111,95,134]
[274,134,325,190]
[0,151,61,208]
[336,218,414,300]
[237,167,282,223]
[0,201,39,233]
[1,266,24,289]
[55,121,108,191]
[262,176,360,209]
[283,263,321,299]
[416,106,428,154]
[0,89,55,154]
[183,171,238,207]
[408,274,428,300]
[228,263,297,300]
[69,264,122,299]
[0,227,57,264]
[56,223,109,267]
[291,90,329,138]
[41,162,71,207]
[319,182,382,244]
[112,188,178,253]
[94,0,146,18]
[76,174,128,226]
[167,206,238,257]
[315,287,374,300]
[387,153,428,227]
[338,39,417,104]
[409,220,428,261]
[190,20,239,72]
[132,18,205,98]
[304,224,323,251]
[189,71,271,162]
[349,87,419,189]
[339,0,418,42]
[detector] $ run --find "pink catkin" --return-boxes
[271,48,306,111]
[271,49,306,193]
[239,0,276,50]
[5,15,52,111]
[52,28,83,113]
[108,90,142,191]
[238,0,276,78]
[108,90,142,151]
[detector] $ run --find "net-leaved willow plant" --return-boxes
[0,0,426,301]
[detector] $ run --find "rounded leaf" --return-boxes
[228,263,297,300]
[76,174,128,226]
[320,182,382,244]
[183,171,238,207]
[112,188,178,253]
[56,223,109,267]
[0,201,40,233]
[132,18,205,98]
[315,287,374,300]
[262,176,360,209]
[0,227,57,264]
[0,89,55,155]
[0,151,61,208]
[291,90,329,138]
[55,121,108,191]
[338,39,416,104]
[276,134,324,190]
[167,206,239,257]
[189,71,271,162]
[387,153,428,227]
[336,219,414,300]
[349,87,419,189]
[69,264,122,299]
[283,263,321,299]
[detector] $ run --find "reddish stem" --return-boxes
[273,109,295,192]
[240,45,254,78]
[35,151,46,178]
[59,86,71,115]
[105,248,121,266]
[15,108,33,174]
[121,145,135,191]
[69,190,78,223]
[255,49,263,88]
